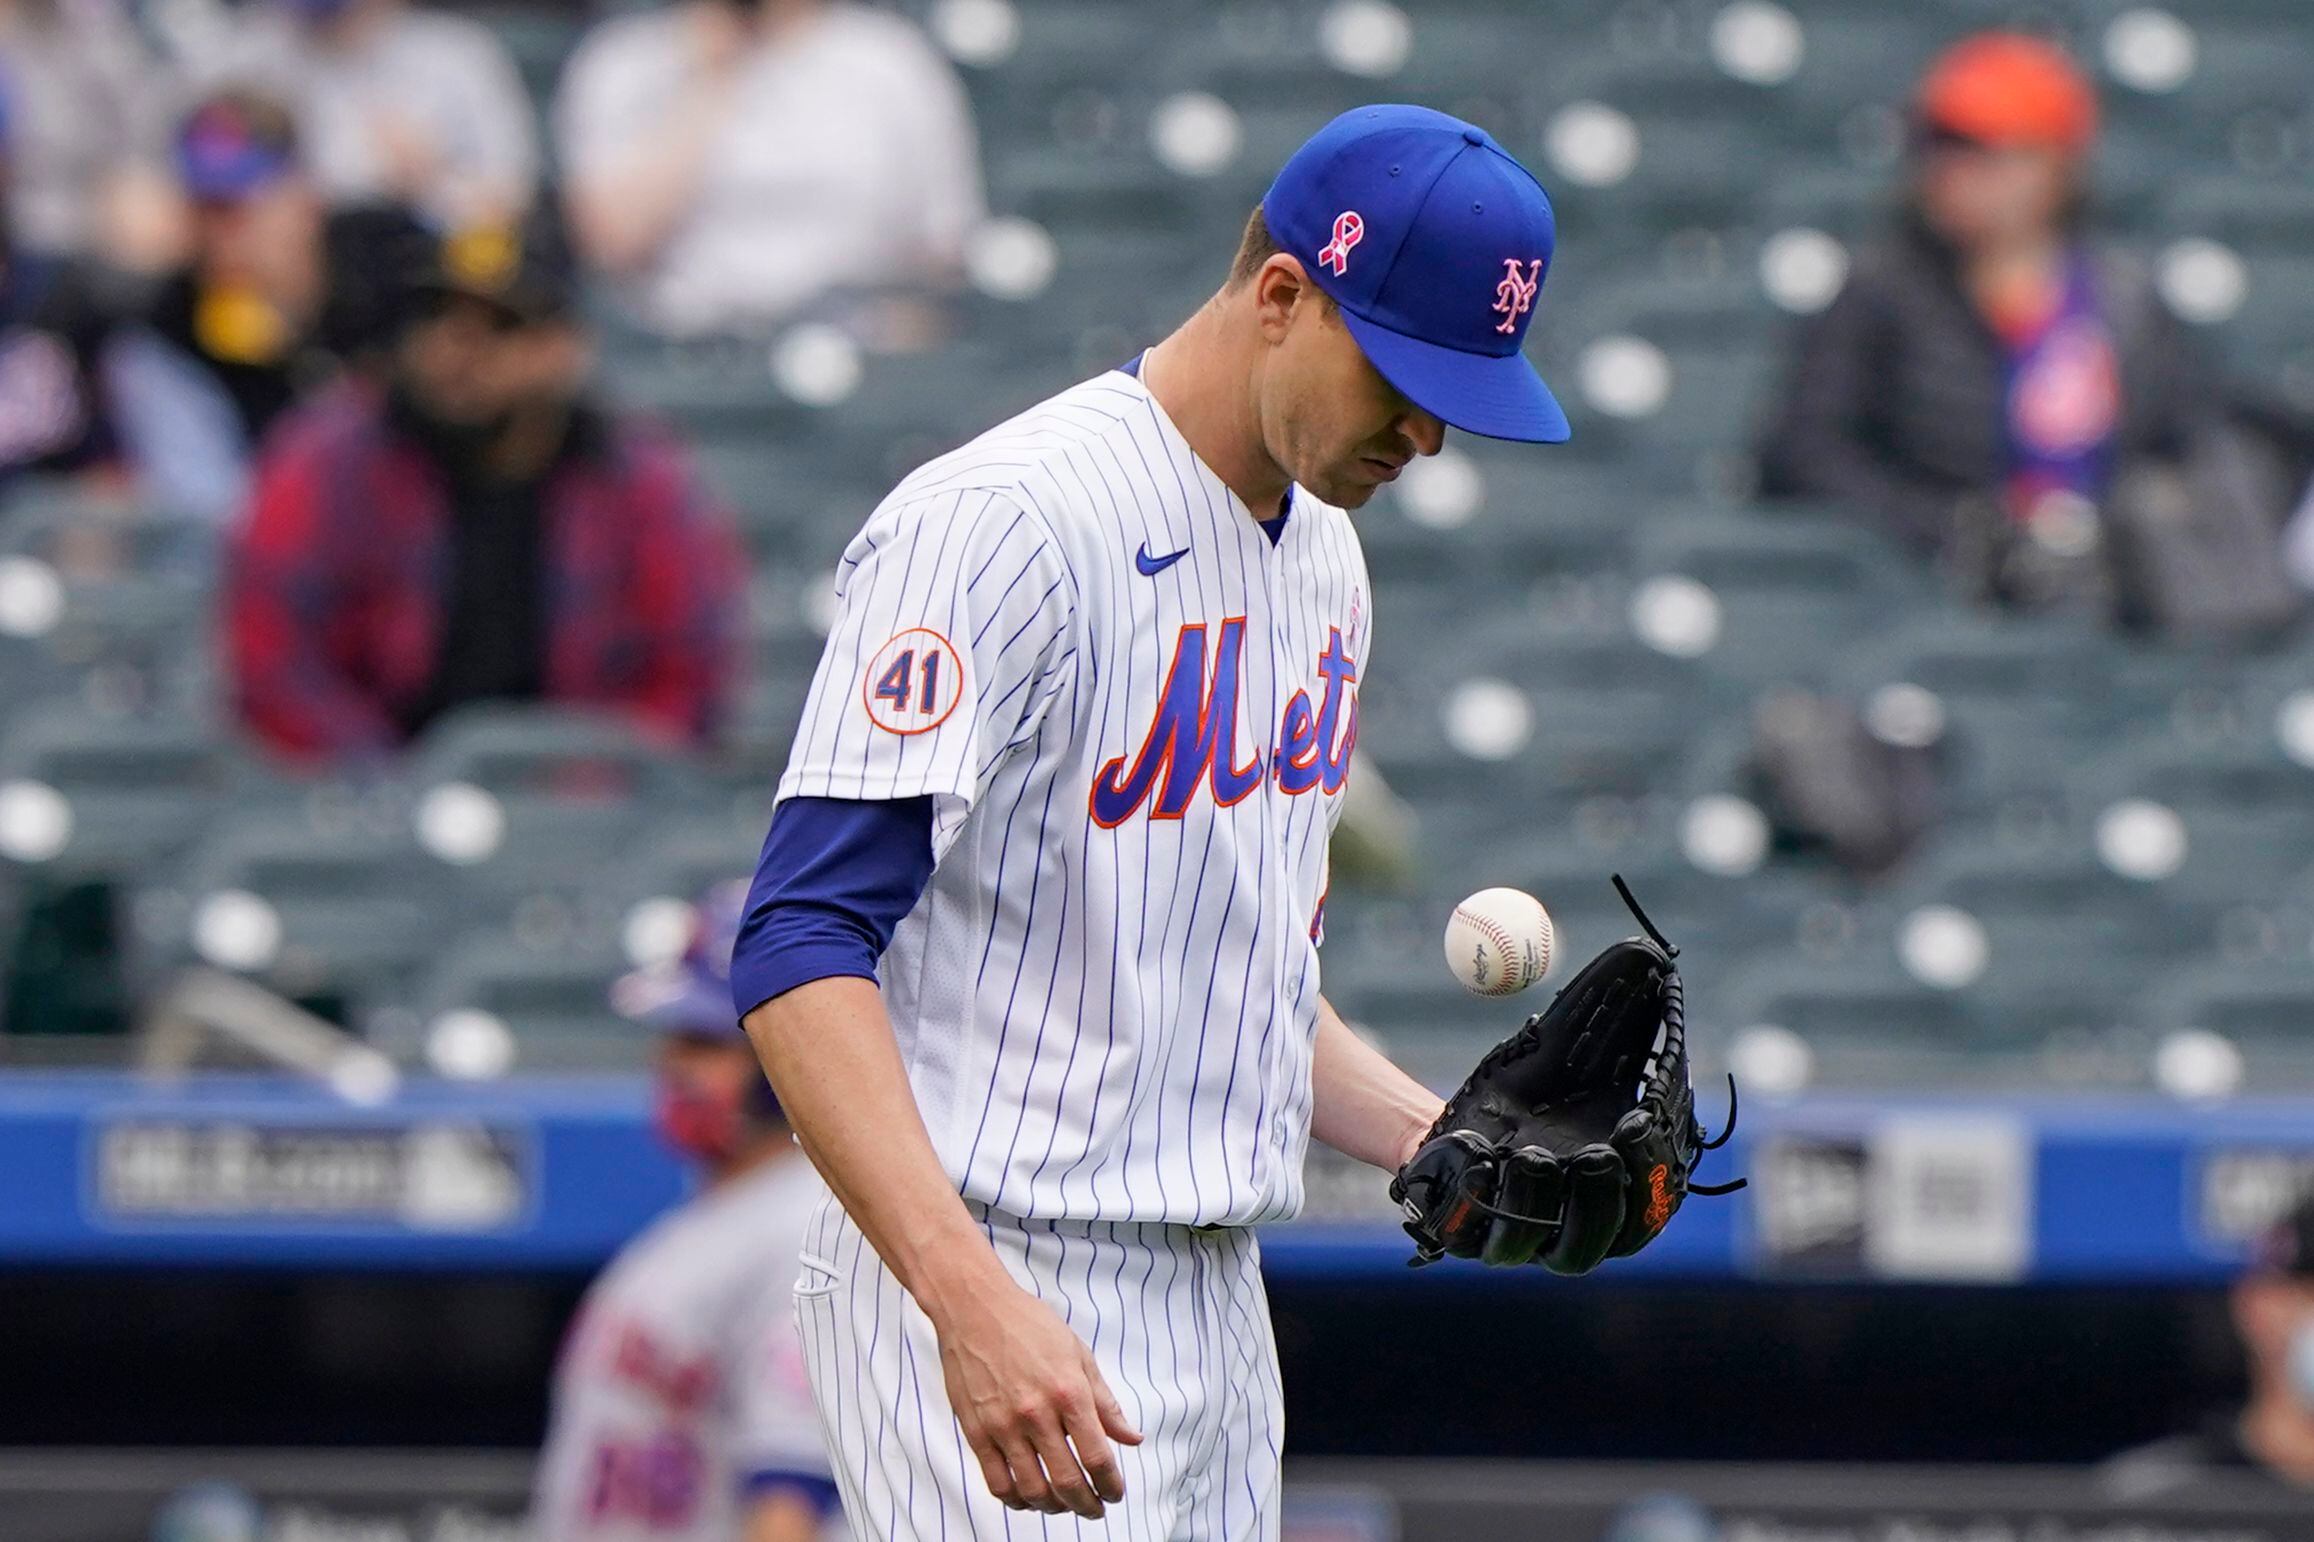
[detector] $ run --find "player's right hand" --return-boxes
[930,1278,1143,1518]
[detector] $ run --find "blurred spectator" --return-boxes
[312,200,437,369]
[154,95,324,441]
[106,95,435,522]
[2106,1192,2314,1495]
[0,0,174,260]
[103,93,328,522]
[533,881,837,1542]
[1759,33,2297,639]
[554,0,982,335]
[0,90,133,487]
[226,209,743,767]
[177,0,535,228]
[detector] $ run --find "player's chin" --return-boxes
[1314,467,1386,510]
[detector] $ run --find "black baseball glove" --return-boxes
[1388,876,1743,1273]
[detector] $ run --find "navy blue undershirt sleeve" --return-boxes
[730,795,938,1019]
[738,1468,843,1518]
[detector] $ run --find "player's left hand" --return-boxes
[1389,877,1746,1273]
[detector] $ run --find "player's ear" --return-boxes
[1251,254,1312,345]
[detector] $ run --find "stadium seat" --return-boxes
[610,337,813,437]
[406,935,637,1068]
[1557,112,1789,244]
[402,707,697,904]
[0,639,77,741]
[0,480,213,568]
[1753,165,1894,242]
[1455,808,1817,987]
[2168,19,2314,119]
[2207,254,2314,374]
[1555,280,1782,462]
[0,704,232,879]
[1631,505,1928,689]
[692,436,883,568]
[2159,176,2314,254]
[409,705,690,788]
[1387,23,1545,124]
[2076,733,2314,918]
[611,797,770,913]
[1836,613,2124,816]
[1716,954,2001,1088]
[0,491,214,726]
[134,811,449,1026]
[1359,451,1638,595]
[828,341,1082,479]
[1880,838,2185,1032]
[1777,12,1951,127]
[980,0,1166,99]
[2142,959,2314,1085]
[1361,624,1715,806]
[988,146,1199,246]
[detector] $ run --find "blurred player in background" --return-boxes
[2107,1191,2314,1496]
[534,881,839,1542]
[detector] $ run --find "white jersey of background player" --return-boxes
[536,883,841,1542]
[733,105,1572,1539]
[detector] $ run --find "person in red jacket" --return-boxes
[226,208,743,766]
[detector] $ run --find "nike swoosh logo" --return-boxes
[1135,543,1190,577]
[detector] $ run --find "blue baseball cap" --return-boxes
[176,94,299,202]
[611,880,749,1038]
[1262,105,1569,444]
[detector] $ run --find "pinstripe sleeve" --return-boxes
[776,488,1078,825]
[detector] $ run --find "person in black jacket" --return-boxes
[1758,33,2291,634]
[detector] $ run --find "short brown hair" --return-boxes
[1225,204,1337,322]
[1227,205,1281,288]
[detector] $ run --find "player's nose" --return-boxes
[1396,407,1447,458]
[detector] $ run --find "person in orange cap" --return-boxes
[1759,32,2295,634]
[1913,32,2098,304]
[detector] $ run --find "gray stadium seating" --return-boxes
[5,0,2311,1090]
[134,811,449,1023]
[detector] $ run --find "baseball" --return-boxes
[1444,887,1555,996]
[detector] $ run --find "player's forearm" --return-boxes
[743,977,1014,1321]
[1309,996,1442,1173]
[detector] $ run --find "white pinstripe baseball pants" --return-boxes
[793,1193,1284,1542]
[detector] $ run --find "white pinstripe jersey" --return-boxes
[777,365,1370,1226]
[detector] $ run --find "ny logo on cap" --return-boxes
[1317,211,1364,276]
[1492,258,1543,334]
